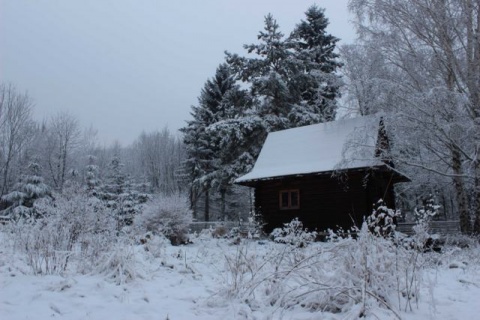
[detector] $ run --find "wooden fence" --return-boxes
[396,220,460,235]
[189,221,254,234]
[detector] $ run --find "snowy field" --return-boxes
[1,228,480,320]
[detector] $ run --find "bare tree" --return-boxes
[133,128,186,194]
[0,84,35,197]
[43,112,81,192]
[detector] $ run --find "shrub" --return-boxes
[366,199,400,238]
[96,241,138,285]
[134,194,192,245]
[270,218,317,247]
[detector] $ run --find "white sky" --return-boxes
[0,0,356,145]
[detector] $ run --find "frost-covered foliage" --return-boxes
[3,183,163,284]
[366,199,400,238]
[134,194,192,245]
[270,218,317,247]
[247,208,265,239]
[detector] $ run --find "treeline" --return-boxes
[0,83,185,221]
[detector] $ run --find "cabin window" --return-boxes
[279,190,300,210]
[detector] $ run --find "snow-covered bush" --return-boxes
[248,209,265,239]
[270,218,317,247]
[134,194,192,245]
[366,199,400,238]
[405,195,441,251]
[414,194,440,223]
[96,240,138,285]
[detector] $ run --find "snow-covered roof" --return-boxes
[235,115,384,184]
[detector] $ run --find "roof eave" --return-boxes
[235,164,400,187]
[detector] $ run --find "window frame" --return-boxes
[279,189,300,210]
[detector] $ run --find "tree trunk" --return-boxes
[452,147,471,233]
[473,161,480,234]
[220,188,226,221]
[204,188,210,222]
[189,186,197,220]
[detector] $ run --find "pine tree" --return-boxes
[288,5,342,122]
[181,63,249,221]
[101,156,125,198]
[98,156,138,228]
[84,155,100,196]
[226,9,341,130]
[227,14,298,132]
[1,161,51,219]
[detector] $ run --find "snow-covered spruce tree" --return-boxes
[414,194,440,223]
[1,161,50,219]
[226,14,300,133]
[84,154,100,196]
[99,155,146,229]
[288,5,342,123]
[181,63,250,221]
[101,155,125,199]
[226,10,341,131]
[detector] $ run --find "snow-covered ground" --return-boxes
[1,230,479,320]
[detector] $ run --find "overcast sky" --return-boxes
[1,0,356,145]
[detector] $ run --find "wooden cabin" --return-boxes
[235,116,408,233]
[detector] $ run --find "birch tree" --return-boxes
[347,0,480,233]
